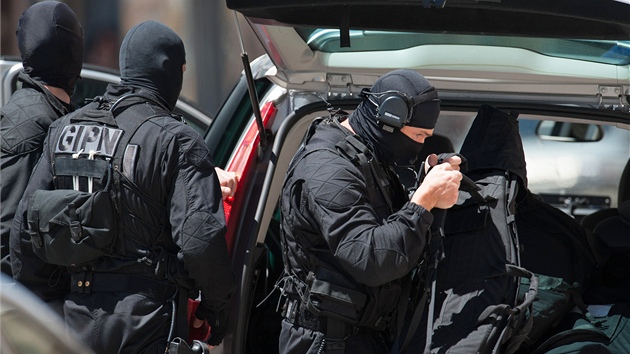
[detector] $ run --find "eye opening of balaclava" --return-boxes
[349,69,441,165]
[119,20,186,111]
[16,1,84,96]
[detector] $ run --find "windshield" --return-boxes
[297,29,630,66]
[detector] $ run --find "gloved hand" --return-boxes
[206,319,227,346]
[187,299,210,342]
[195,305,228,346]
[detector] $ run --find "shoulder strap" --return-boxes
[335,135,388,209]
[334,133,395,213]
[460,174,489,204]
[284,117,325,180]
[107,97,171,255]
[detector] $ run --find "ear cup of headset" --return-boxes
[376,95,410,129]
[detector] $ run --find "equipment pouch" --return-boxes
[27,188,117,266]
[305,270,367,325]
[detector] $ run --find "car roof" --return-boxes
[227,0,630,40]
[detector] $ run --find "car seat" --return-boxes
[580,157,630,232]
[585,199,630,304]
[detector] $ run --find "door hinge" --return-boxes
[326,74,359,99]
[597,85,629,112]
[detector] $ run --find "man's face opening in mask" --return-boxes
[395,126,434,165]
[400,126,434,144]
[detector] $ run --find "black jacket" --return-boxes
[280,116,433,330]
[0,72,73,276]
[10,84,235,328]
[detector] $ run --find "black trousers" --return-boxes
[64,288,178,354]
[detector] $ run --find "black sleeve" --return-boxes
[1,93,55,276]
[166,127,236,321]
[9,123,70,306]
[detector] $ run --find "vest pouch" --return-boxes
[27,188,117,266]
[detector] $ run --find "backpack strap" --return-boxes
[333,127,395,214]
[107,97,171,255]
[335,135,392,212]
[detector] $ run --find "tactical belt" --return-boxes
[70,272,175,300]
[283,299,381,336]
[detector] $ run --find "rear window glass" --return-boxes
[296,29,630,66]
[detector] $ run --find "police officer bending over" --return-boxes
[10,21,235,353]
[278,69,462,353]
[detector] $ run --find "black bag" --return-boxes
[26,95,163,266]
[428,105,538,354]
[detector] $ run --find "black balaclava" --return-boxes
[17,1,84,96]
[119,20,186,111]
[349,69,441,164]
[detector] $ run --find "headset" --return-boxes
[361,87,440,131]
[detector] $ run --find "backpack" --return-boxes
[427,105,538,354]
[26,95,163,266]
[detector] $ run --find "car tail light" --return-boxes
[223,101,277,253]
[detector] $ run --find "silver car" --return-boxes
[0,58,213,137]
[209,1,630,352]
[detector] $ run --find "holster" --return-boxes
[304,270,367,325]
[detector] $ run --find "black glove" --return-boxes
[207,325,227,345]
[195,305,228,346]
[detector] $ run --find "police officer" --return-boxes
[278,69,462,353]
[1,1,84,278]
[10,20,235,353]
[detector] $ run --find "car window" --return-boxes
[536,121,603,142]
[71,77,111,108]
[297,29,630,66]
[2,62,211,137]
